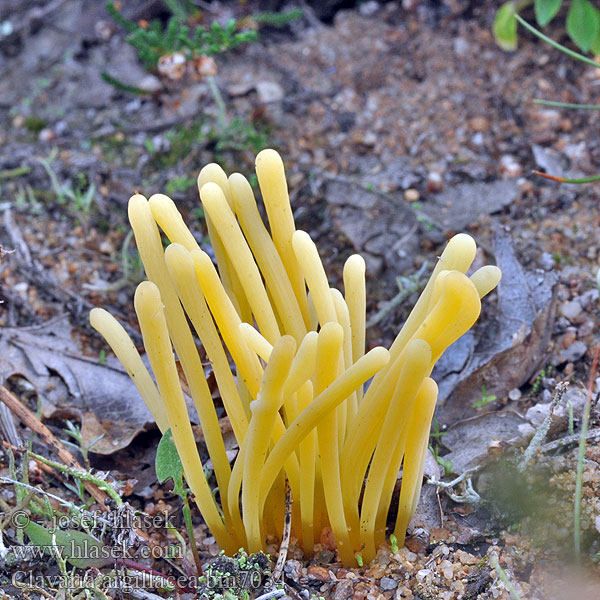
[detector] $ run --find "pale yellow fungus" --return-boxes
[92,149,500,568]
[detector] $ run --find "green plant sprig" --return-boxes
[532,99,600,110]
[514,13,600,67]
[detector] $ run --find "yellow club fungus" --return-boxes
[91,149,501,567]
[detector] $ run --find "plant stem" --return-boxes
[516,14,600,69]
[206,76,229,129]
[533,170,600,184]
[181,492,203,577]
[489,553,522,600]
[28,451,122,507]
[533,99,600,110]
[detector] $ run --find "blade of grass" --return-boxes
[532,170,600,183]
[533,99,600,110]
[516,14,600,68]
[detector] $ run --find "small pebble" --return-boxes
[379,577,397,591]
[560,299,582,321]
[500,155,522,177]
[470,116,489,132]
[508,388,522,401]
[425,171,443,193]
[404,188,420,202]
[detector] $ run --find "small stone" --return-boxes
[455,550,478,565]
[426,171,443,193]
[453,37,470,57]
[540,252,555,271]
[518,423,535,437]
[359,1,380,15]
[558,340,587,364]
[439,559,454,580]
[255,80,284,104]
[561,331,577,348]
[499,155,522,177]
[404,188,420,202]
[138,74,162,93]
[560,299,582,321]
[380,577,397,591]
[508,388,522,401]
[471,132,484,145]
[470,116,489,132]
[38,128,55,142]
[526,403,552,427]
[99,239,115,255]
[307,565,331,581]
[416,569,431,583]
[577,289,599,309]
[333,579,354,600]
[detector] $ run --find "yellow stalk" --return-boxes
[296,380,317,555]
[134,281,236,553]
[255,149,311,328]
[197,164,252,322]
[292,230,337,326]
[164,243,249,443]
[128,195,233,528]
[242,335,296,552]
[282,330,318,398]
[191,248,263,398]
[258,345,390,522]
[393,378,438,544]
[341,270,482,524]
[343,254,366,405]
[200,182,281,343]
[89,308,169,433]
[239,322,274,362]
[229,172,306,343]
[470,265,502,299]
[313,322,354,564]
[359,339,432,563]
[331,288,354,442]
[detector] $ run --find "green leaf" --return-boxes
[24,521,111,568]
[494,2,518,51]
[566,0,600,53]
[591,24,600,54]
[156,429,185,496]
[534,0,562,27]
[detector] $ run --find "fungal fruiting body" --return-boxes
[90,149,501,566]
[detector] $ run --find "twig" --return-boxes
[574,345,600,564]
[0,476,111,526]
[28,450,122,507]
[538,427,600,453]
[428,466,481,504]
[272,479,292,581]
[518,382,567,471]
[255,591,285,600]
[0,384,109,508]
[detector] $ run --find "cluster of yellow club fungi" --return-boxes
[90,149,501,566]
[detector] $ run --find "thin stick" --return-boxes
[574,345,600,564]
[532,170,600,184]
[272,480,292,581]
[0,385,109,508]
